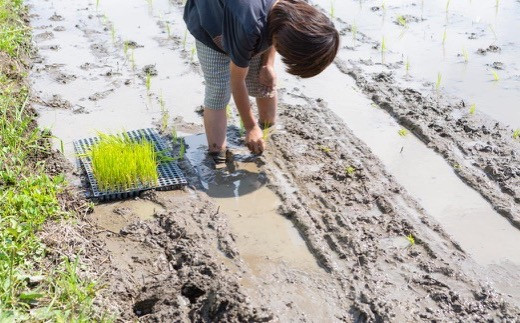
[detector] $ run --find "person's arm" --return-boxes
[259,46,277,90]
[230,61,265,154]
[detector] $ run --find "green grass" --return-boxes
[87,133,159,191]
[0,1,103,320]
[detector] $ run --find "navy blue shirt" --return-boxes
[184,0,277,68]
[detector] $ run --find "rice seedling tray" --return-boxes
[74,128,187,201]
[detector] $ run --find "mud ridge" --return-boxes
[335,58,520,228]
[261,101,520,320]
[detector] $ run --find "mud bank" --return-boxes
[264,102,520,320]
[336,58,520,228]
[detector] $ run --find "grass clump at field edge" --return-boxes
[0,0,105,321]
[88,133,159,191]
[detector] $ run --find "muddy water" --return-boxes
[183,134,344,320]
[312,0,520,129]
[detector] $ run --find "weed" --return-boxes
[145,72,152,92]
[406,234,415,246]
[435,72,442,91]
[513,129,520,140]
[462,47,469,63]
[319,145,332,153]
[86,132,159,191]
[491,69,499,81]
[345,166,356,175]
[398,128,409,137]
[469,103,476,115]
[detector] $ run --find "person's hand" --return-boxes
[245,124,265,154]
[259,65,277,92]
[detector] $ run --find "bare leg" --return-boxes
[203,108,227,153]
[256,93,277,127]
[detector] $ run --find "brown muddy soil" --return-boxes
[28,0,520,321]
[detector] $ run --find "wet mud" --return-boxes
[28,0,520,321]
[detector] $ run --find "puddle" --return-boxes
[91,199,164,233]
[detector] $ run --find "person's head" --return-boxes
[268,0,339,78]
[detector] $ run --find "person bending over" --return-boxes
[184,0,339,161]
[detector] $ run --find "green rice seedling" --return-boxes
[159,92,169,131]
[319,145,331,153]
[445,0,451,13]
[111,24,116,45]
[183,29,188,50]
[397,15,407,27]
[123,41,129,57]
[96,0,100,10]
[381,36,387,54]
[489,24,497,40]
[491,69,499,81]
[165,22,171,38]
[462,47,469,63]
[262,122,270,141]
[345,166,355,175]
[330,0,335,18]
[398,128,409,137]
[381,0,386,11]
[171,126,178,144]
[435,72,442,91]
[145,72,152,92]
[130,48,136,70]
[405,57,410,74]
[512,129,520,140]
[406,234,415,246]
[190,45,197,62]
[177,140,186,160]
[469,103,476,115]
[87,132,159,191]
[351,23,358,42]
[442,29,447,46]
[239,119,245,137]
[226,104,233,119]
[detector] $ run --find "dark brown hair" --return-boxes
[268,0,339,78]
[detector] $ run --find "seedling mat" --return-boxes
[74,128,187,201]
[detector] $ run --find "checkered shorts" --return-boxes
[196,40,274,110]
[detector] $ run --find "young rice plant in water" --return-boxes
[88,133,159,191]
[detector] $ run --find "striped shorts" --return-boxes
[196,40,274,110]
